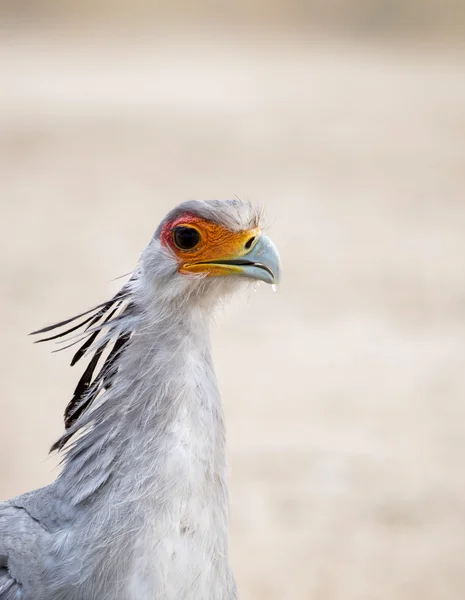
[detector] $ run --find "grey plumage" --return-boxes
[0,200,280,600]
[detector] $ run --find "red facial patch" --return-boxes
[159,212,204,253]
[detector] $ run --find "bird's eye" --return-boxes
[172,226,201,250]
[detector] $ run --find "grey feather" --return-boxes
[0,199,271,600]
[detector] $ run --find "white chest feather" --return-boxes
[124,350,233,600]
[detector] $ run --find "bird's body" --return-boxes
[0,200,280,600]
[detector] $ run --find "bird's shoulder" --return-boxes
[0,496,49,600]
[7,484,72,532]
[0,483,78,599]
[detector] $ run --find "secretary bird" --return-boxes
[0,199,280,600]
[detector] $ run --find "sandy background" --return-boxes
[1,12,465,600]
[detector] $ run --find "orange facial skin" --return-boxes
[160,212,261,277]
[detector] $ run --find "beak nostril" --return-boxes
[244,236,255,250]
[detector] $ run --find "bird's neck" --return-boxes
[58,297,228,511]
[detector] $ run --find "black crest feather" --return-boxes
[31,280,136,452]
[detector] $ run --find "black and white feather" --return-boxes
[31,276,138,452]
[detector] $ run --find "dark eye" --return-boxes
[173,226,201,250]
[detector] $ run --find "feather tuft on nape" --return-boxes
[30,275,138,452]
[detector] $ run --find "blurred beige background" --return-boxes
[1,2,465,599]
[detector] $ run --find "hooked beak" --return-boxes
[187,234,281,285]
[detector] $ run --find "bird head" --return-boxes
[141,199,281,304]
